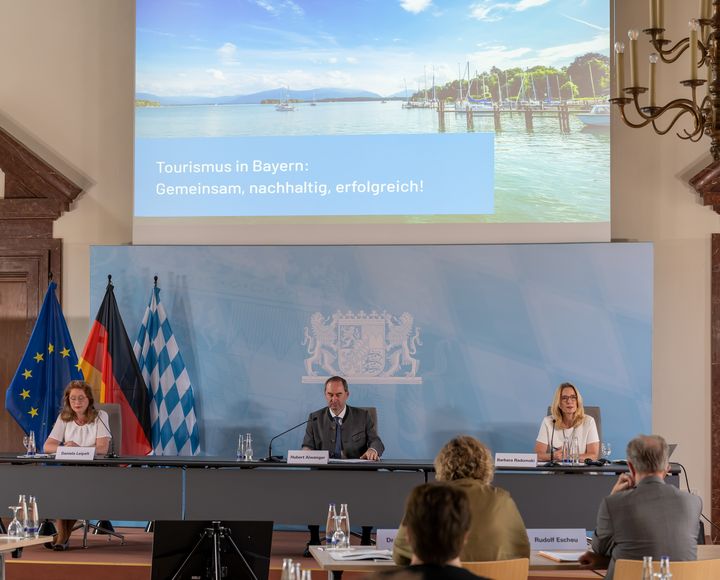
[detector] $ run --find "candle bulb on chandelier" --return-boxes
[615,41,625,98]
[689,19,699,81]
[649,53,659,107]
[650,0,657,28]
[628,29,640,87]
[657,0,664,30]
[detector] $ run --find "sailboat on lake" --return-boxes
[276,87,295,111]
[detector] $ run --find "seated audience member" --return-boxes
[302,375,384,460]
[369,482,489,580]
[392,435,530,565]
[579,434,702,580]
[535,382,599,461]
[43,380,111,550]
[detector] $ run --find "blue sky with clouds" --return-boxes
[137,0,609,97]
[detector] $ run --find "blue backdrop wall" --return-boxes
[90,243,652,459]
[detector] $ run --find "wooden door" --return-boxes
[0,251,47,452]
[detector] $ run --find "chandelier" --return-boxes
[610,0,720,208]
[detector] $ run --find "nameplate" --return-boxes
[287,450,329,464]
[55,446,96,461]
[494,453,537,468]
[527,528,587,550]
[376,529,398,549]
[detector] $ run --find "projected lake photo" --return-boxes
[135,0,610,228]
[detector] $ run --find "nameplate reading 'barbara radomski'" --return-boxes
[494,453,537,468]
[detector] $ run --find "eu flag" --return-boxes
[5,282,82,445]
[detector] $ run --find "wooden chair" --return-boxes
[614,558,720,580]
[462,558,529,580]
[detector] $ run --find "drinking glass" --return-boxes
[601,441,612,460]
[22,435,30,456]
[331,515,346,549]
[244,433,253,461]
[7,506,23,537]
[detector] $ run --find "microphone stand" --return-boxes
[262,417,317,462]
[544,419,559,467]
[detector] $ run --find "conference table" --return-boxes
[0,454,680,530]
[309,545,720,580]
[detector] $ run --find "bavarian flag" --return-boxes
[79,279,151,455]
[5,281,83,445]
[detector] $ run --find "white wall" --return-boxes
[613,0,718,507]
[0,0,134,340]
[0,0,716,511]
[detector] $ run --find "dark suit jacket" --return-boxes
[302,404,384,458]
[592,475,702,580]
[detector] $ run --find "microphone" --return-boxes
[263,416,318,462]
[96,411,117,458]
[544,419,559,467]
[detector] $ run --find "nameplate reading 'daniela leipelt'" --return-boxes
[55,446,96,461]
[287,450,329,465]
[494,453,537,468]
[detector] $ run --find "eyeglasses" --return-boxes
[560,395,578,402]
[69,396,87,402]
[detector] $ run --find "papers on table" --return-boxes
[328,549,393,561]
[537,550,586,562]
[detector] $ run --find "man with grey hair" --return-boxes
[579,434,701,580]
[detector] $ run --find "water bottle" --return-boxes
[280,558,293,580]
[660,556,672,580]
[236,433,245,461]
[29,496,39,537]
[339,503,350,548]
[244,433,253,461]
[28,432,36,457]
[293,563,302,579]
[641,556,653,580]
[561,439,571,464]
[325,503,337,547]
[301,570,312,580]
[20,494,29,536]
[571,436,580,464]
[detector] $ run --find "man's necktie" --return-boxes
[333,417,342,459]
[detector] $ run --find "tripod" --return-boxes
[170,521,258,580]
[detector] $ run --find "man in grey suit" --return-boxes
[302,376,384,460]
[580,434,701,580]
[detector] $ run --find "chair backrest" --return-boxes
[462,558,529,580]
[358,407,378,430]
[614,558,720,580]
[546,405,602,442]
[96,403,122,454]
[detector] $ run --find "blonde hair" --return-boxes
[60,380,99,423]
[550,382,585,427]
[434,435,494,484]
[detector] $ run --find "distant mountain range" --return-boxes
[136,87,389,105]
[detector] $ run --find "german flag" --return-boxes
[79,279,151,455]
